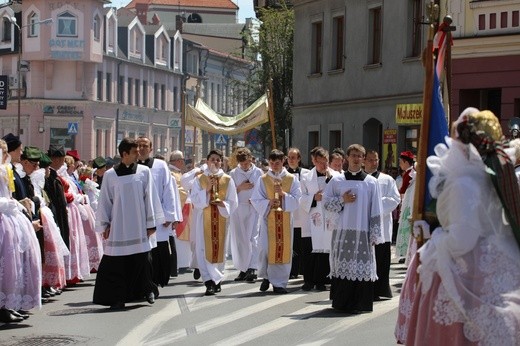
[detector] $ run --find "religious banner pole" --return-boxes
[412,1,437,248]
[267,78,277,150]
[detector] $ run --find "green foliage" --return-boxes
[243,1,294,153]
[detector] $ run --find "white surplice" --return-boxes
[299,167,340,252]
[95,164,164,256]
[228,164,263,272]
[323,173,383,281]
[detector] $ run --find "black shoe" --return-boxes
[398,258,406,264]
[234,271,247,281]
[204,281,215,296]
[41,288,51,299]
[41,297,49,304]
[109,302,125,310]
[8,309,29,320]
[244,269,257,283]
[289,274,299,280]
[146,292,155,304]
[193,268,201,280]
[301,282,313,291]
[43,287,55,297]
[259,279,270,292]
[214,282,221,293]
[315,284,327,291]
[49,287,61,295]
[273,286,288,294]
[0,308,23,323]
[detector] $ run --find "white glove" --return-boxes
[413,220,431,240]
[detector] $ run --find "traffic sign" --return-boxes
[215,134,227,145]
[67,122,78,135]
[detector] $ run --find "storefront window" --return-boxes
[405,127,419,152]
[50,127,75,151]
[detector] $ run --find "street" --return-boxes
[1,260,406,346]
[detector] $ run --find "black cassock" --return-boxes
[44,168,70,248]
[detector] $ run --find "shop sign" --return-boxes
[43,105,84,116]
[396,104,422,125]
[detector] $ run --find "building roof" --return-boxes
[126,0,239,10]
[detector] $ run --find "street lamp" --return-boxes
[7,16,53,136]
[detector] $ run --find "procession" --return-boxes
[2,108,520,345]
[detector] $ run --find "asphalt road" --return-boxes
[0,260,407,346]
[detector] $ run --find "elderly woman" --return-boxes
[395,109,520,345]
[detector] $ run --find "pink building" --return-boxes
[0,0,183,160]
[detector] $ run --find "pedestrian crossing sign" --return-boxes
[215,134,227,145]
[67,122,78,135]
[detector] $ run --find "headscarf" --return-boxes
[456,108,520,248]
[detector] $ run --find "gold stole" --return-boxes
[262,174,294,264]
[199,174,230,263]
[5,164,15,192]
[172,171,190,241]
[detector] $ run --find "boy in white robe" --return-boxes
[229,147,263,282]
[250,149,302,294]
[190,149,238,295]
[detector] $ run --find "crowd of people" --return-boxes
[1,107,519,344]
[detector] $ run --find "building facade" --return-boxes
[450,0,520,129]
[0,0,255,163]
[292,0,426,167]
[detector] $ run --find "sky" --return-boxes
[112,0,256,23]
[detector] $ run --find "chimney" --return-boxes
[176,15,185,32]
[136,3,149,25]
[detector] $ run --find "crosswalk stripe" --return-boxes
[145,292,308,345]
[213,296,398,346]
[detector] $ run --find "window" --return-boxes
[368,6,382,65]
[57,11,77,37]
[127,78,133,105]
[514,11,519,27]
[308,131,319,156]
[97,71,103,101]
[408,0,422,57]
[143,81,148,107]
[459,88,502,118]
[329,130,341,152]
[489,13,496,29]
[479,14,485,30]
[161,84,166,110]
[332,15,344,70]
[118,76,124,103]
[154,83,159,109]
[135,79,140,106]
[28,12,39,37]
[311,21,323,74]
[106,73,112,102]
[93,14,101,41]
[2,17,11,42]
[130,29,143,54]
[173,86,178,112]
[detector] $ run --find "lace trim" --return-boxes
[324,197,344,213]
[330,229,377,281]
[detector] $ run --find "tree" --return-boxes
[243,1,294,154]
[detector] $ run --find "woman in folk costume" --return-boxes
[77,166,100,213]
[395,151,416,263]
[0,139,41,322]
[30,154,69,292]
[395,108,520,345]
[63,156,103,273]
[56,161,90,284]
[190,149,238,296]
[250,149,302,294]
